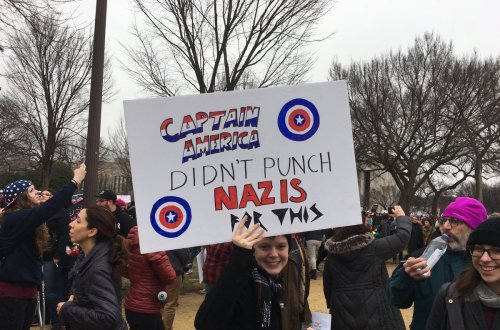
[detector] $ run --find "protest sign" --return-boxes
[124,81,360,253]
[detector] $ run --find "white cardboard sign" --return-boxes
[124,81,360,253]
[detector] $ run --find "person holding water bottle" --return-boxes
[388,197,488,330]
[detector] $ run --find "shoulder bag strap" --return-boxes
[445,283,466,330]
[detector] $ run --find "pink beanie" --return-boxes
[441,197,487,230]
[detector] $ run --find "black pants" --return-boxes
[125,309,164,330]
[0,297,37,330]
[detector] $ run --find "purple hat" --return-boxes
[3,179,32,208]
[442,197,487,230]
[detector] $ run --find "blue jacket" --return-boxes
[0,182,76,286]
[388,249,469,330]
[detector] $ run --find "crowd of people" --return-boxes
[0,165,499,329]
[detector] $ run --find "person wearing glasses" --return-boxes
[427,216,500,329]
[388,197,488,330]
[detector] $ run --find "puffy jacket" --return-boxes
[0,182,76,286]
[323,215,411,330]
[59,242,127,330]
[123,226,176,313]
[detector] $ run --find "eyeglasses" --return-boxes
[469,245,500,260]
[441,218,465,227]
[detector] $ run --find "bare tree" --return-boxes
[123,0,332,96]
[0,0,73,51]
[0,97,33,171]
[330,33,478,213]
[371,183,400,210]
[3,13,114,188]
[450,55,500,200]
[105,119,133,191]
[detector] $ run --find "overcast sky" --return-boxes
[66,0,500,136]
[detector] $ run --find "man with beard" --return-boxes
[388,197,488,330]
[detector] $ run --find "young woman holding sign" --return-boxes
[194,215,290,330]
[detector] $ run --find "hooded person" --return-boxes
[388,197,488,330]
[427,216,500,329]
[323,205,410,329]
[0,164,86,330]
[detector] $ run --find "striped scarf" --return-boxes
[251,267,283,328]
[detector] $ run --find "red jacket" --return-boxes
[123,226,176,314]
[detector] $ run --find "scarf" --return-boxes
[471,281,500,308]
[252,267,283,328]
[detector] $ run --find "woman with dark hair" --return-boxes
[322,205,411,329]
[195,215,291,330]
[0,164,86,330]
[56,206,128,330]
[427,217,500,329]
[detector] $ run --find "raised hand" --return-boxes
[232,214,265,250]
[72,163,87,185]
[393,205,405,218]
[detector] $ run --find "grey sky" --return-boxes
[65,0,500,136]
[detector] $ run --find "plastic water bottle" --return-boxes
[420,233,449,275]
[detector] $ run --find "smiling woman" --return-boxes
[427,217,500,329]
[194,215,291,330]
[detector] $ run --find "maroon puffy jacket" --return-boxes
[123,226,176,313]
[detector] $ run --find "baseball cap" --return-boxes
[95,190,117,202]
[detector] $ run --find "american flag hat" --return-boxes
[3,179,32,209]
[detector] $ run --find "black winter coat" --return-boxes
[42,208,71,263]
[195,245,282,330]
[323,215,411,330]
[59,242,127,330]
[427,282,500,330]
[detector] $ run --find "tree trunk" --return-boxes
[475,158,483,201]
[363,170,371,210]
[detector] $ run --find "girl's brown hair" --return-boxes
[454,265,481,300]
[84,206,128,280]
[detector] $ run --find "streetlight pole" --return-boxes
[84,0,107,206]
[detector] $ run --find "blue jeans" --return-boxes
[43,261,65,326]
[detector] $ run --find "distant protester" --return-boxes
[0,164,86,330]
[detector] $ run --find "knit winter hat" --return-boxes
[2,179,32,208]
[467,217,500,247]
[441,197,487,230]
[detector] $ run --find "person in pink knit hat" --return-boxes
[389,196,488,330]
